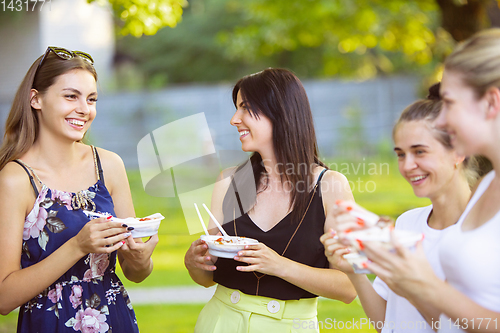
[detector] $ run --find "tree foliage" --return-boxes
[89,0,187,37]
[114,0,500,85]
[116,0,290,86]
[218,0,456,79]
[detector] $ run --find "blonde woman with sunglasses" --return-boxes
[0,47,157,332]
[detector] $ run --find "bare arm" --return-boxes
[350,274,387,330]
[0,163,128,315]
[320,229,387,329]
[184,169,234,287]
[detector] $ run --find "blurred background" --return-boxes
[1,0,499,331]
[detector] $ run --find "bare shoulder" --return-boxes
[92,146,125,171]
[319,169,354,212]
[0,161,34,193]
[320,169,351,194]
[0,162,37,211]
[213,166,237,198]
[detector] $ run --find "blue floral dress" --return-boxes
[15,146,139,333]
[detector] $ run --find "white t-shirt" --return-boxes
[438,171,500,333]
[373,205,450,332]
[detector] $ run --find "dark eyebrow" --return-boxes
[63,88,97,97]
[239,101,248,108]
[394,147,402,152]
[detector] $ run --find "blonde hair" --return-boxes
[0,50,97,170]
[444,28,500,98]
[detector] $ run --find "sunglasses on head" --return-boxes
[36,46,94,73]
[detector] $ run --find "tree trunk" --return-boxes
[435,0,491,41]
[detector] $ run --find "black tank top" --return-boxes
[213,169,329,300]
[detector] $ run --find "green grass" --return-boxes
[133,297,378,332]
[0,157,425,332]
[0,311,16,333]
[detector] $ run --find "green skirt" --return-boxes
[194,285,320,333]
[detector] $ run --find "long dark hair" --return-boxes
[230,68,326,224]
[0,49,97,170]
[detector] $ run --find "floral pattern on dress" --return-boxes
[48,283,63,303]
[23,186,49,240]
[18,167,139,332]
[65,293,110,333]
[70,285,84,309]
[23,186,69,252]
[84,253,110,282]
[51,189,73,210]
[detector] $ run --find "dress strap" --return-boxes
[13,160,41,198]
[231,177,245,217]
[91,146,105,185]
[316,168,328,185]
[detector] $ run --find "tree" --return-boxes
[88,0,187,37]
[436,0,493,42]
[218,0,500,79]
[115,0,270,86]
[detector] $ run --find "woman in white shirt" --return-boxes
[331,28,500,333]
[321,84,478,333]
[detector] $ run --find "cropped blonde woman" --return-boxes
[321,84,479,333]
[336,29,500,333]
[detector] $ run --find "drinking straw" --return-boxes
[194,203,210,236]
[202,203,230,238]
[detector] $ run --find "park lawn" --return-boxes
[133,297,376,332]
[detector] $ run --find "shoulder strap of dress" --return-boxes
[91,146,105,184]
[230,176,245,216]
[13,160,40,198]
[316,168,328,185]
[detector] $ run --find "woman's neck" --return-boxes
[428,175,471,230]
[26,131,82,170]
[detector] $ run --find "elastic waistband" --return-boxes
[214,285,317,320]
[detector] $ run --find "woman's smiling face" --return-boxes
[32,69,97,142]
[230,90,274,155]
[394,120,459,199]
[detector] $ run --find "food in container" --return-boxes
[112,213,165,238]
[343,252,371,274]
[343,227,423,253]
[348,209,380,227]
[200,235,259,258]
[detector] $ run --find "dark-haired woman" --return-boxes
[0,47,157,332]
[321,84,479,332]
[185,68,356,332]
